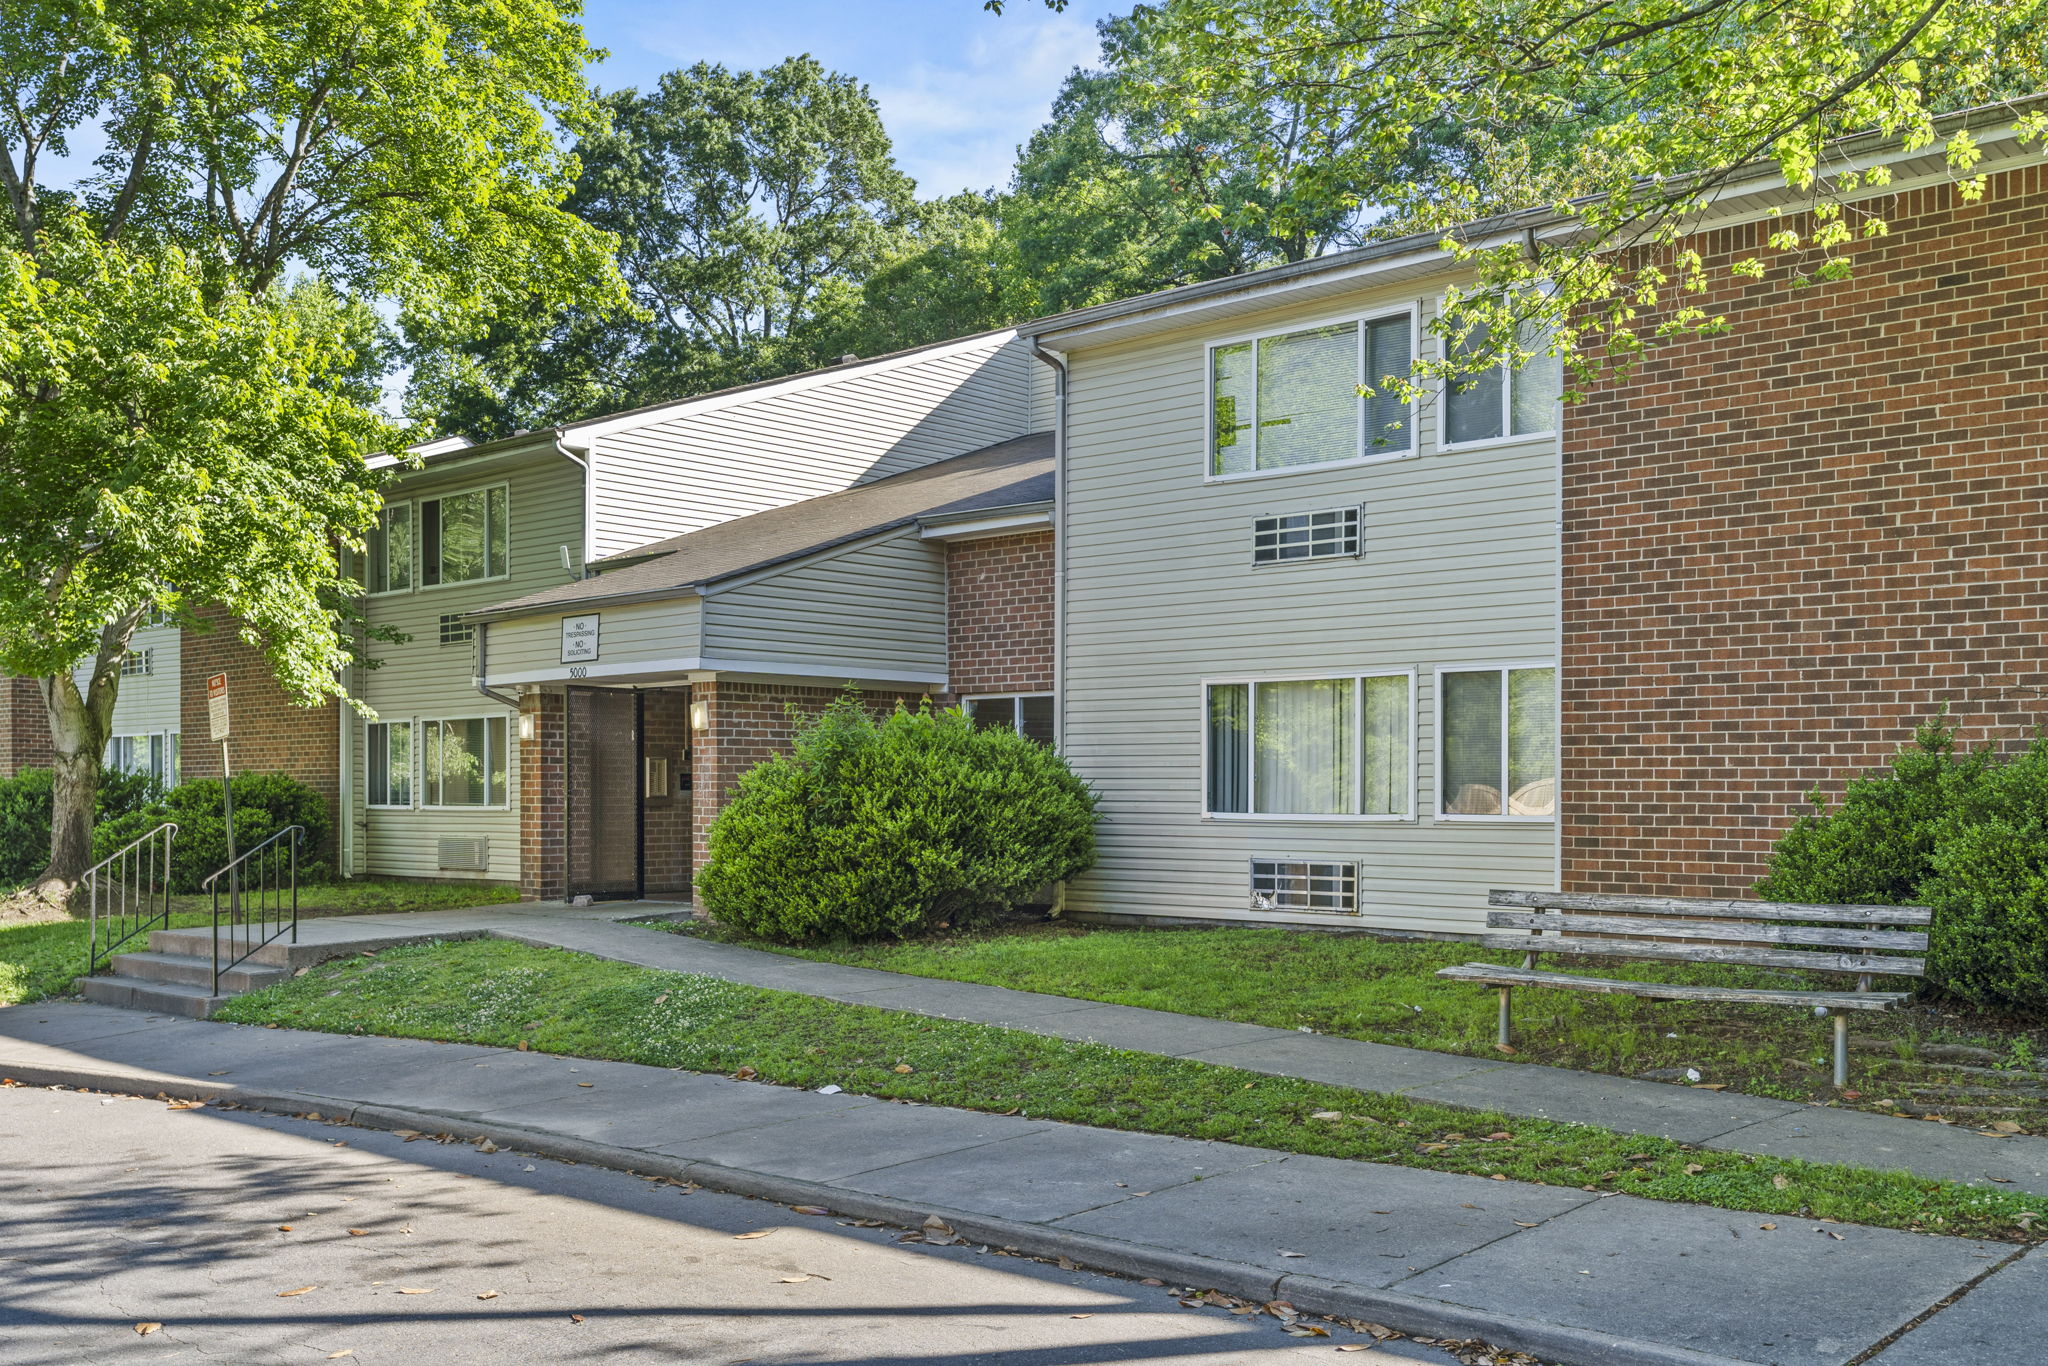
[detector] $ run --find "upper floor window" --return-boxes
[368,503,413,594]
[420,484,508,588]
[1210,313,1413,478]
[120,648,153,677]
[1441,316,1562,447]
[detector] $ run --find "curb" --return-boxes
[3,1057,1757,1366]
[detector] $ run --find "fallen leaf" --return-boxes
[922,1216,955,1234]
[778,1276,813,1284]
[134,1322,162,1336]
[477,1140,498,1153]
[1070,1313,1094,1319]
[1486,1132,1513,1141]
[327,1353,354,1360]
[1690,1083,1728,1091]
[278,1225,293,1232]
[207,1071,230,1077]
[166,1099,204,1110]
[1513,1221,1540,1228]
[893,1064,914,1074]
[1772,1175,1791,1190]
[477,1291,499,1300]
[576,1083,593,1088]
[1988,1176,2016,1183]
[1760,1222,1777,1231]
[393,1129,421,1141]
[1056,1256,1080,1272]
[396,1288,433,1295]
[791,1206,831,1216]
[570,1314,585,1324]
[1338,1347,1374,1353]
[1990,1121,2025,1134]
[1140,1278,1164,1286]
[278,1286,316,1298]
[348,1229,368,1236]
[1494,1043,1517,1054]
[653,993,669,1006]
[1279,1250,1306,1258]
[1310,1110,1344,1121]
[733,1230,773,1240]
[1489,1174,1507,1181]
[1683,1164,1705,1175]
[1822,1230,1845,1240]
[732,1066,758,1080]
[516,1040,530,1051]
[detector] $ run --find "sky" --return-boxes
[577,0,1123,197]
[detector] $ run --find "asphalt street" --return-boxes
[0,1084,1467,1366]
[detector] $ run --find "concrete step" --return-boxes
[148,926,310,968]
[79,975,232,1019]
[108,951,289,994]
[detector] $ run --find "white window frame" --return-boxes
[1432,660,1558,823]
[367,501,415,597]
[1433,294,1561,454]
[419,713,510,809]
[1200,669,1417,822]
[366,718,417,810]
[417,481,512,593]
[119,647,154,677]
[1204,303,1420,484]
[106,731,177,784]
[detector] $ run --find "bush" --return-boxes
[0,765,165,885]
[1756,718,2048,1014]
[698,695,1097,941]
[93,772,331,893]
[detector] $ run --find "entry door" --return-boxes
[566,687,641,900]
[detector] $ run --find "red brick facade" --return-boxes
[518,690,567,902]
[946,530,1056,696]
[178,606,341,842]
[1562,166,2048,898]
[0,676,54,773]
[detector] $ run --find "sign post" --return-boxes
[206,674,237,927]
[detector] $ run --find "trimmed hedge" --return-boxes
[1757,719,2048,1014]
[93,772,331,892]
[699,695,1097,941]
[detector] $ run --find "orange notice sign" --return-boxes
[207,673,230,742]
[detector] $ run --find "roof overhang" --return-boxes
[917,501,1054,542]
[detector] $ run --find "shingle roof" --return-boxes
[472,432,1053,619]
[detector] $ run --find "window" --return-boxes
[1205,674,1411,818]
[1441,315,1562,446]
[422,716,508,806]
[1438,665,1557,818]
[106,733,175,784]
[120,648,153,677]
[1253,506,1362,565]
[1250,858,1359,915]
[964,695,1055,745]
[368,503,413,594]
[140,608,174,629]
[1210,312,1413,477]
[439,613,476,646]
[421,485,508,587]
[367,720,414,807]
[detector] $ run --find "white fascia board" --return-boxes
[484,654,946,690]
[917,509,1054,542]
[556,330,1020,448]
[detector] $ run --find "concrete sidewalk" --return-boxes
[0,1000,2036,1366]
[119,903,2048,1198]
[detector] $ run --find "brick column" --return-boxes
[0,676,54,776]
[518,689,566,902]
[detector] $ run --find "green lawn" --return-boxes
[0,880,516,1006]
[216,936,2046,1243]
[651,920,2048,1131]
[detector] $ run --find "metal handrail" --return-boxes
[204,824,302,995]
[85,822,179,976]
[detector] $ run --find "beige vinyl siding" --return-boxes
[483,596,704,686]
[1057,286,1559,936]
[588,335,1041,558]
[702,530,948,683]
[351,450,585,883]
[86,620,183,744]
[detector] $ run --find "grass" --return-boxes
[215,935,2048,1243]
[651,920,2048,1132]
[0,880,516,1006]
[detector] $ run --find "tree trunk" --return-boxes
[31,618,134,909]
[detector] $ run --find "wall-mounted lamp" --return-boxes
[518,712,537,742]
[690,700,709,732]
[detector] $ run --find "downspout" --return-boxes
[473,621,521,711]
[1030,339,1069,919]
[555,436,594,573]
[336,667,353,879]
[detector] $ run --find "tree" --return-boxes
[831,191,1037,357]
[412,56,918,435]
[0,0,622,896]
[1108,0,2048,387]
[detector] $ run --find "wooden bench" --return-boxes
[1436,890,1931,1087]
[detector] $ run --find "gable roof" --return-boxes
[471,431,1053,620]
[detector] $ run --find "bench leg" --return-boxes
[1833,1013,1849,1089]
[1498,987,1512,1049]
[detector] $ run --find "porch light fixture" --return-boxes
[518,712,536,742]
[690,700,709,732]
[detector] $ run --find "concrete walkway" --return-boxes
[124,903,2048,1197]
[1,999,2036,1366]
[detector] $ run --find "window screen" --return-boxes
[368,721,413,807]
[1443,313,1559,444]
[965,695,1056,746]
[423,716,506,806]
[369,503,413,593]
[421,486,508,587]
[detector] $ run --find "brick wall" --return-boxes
[0,676,53,775]
[946,529,1055,696]
[642,688,693,897]
[1562,166,2048,897]
[518,690,566,902]
[179,605,341,848]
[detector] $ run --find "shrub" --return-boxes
[93,772,331,893]
[0,765,165,884]
[1755,718,1992,906]
[1756,718,2048,1014]
[699,695,1097,941]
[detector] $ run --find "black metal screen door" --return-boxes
[566,687,641,900]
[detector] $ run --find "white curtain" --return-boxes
[1254,678,1354,814]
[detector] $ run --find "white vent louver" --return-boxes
[437,836,489,872]
[1250,859,1359,915]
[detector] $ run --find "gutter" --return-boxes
[473,621,522,711]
